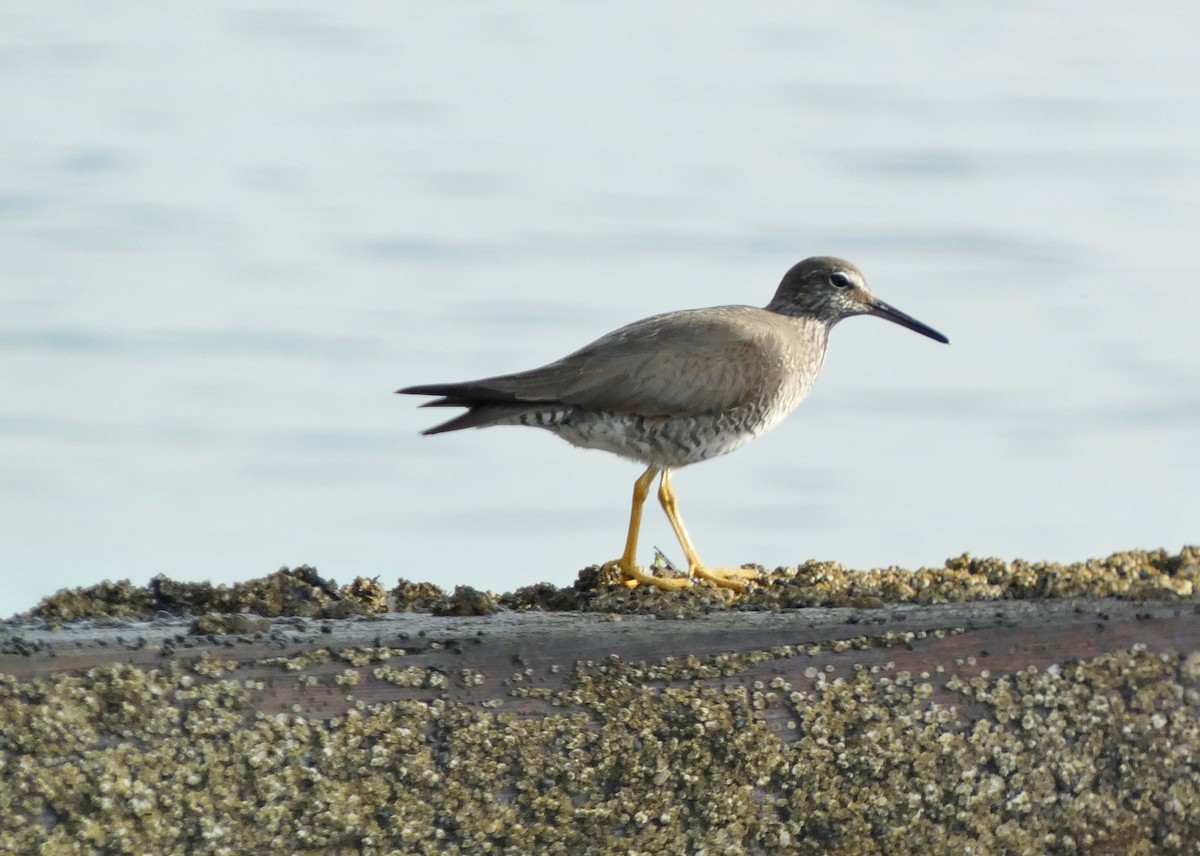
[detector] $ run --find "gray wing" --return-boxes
[403,307,782,417]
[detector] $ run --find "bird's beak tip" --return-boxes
[868,299,948,345]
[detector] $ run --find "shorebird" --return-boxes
[399,257,948,591]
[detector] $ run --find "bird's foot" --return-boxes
[690,565,762,593]
[603,559,692,591]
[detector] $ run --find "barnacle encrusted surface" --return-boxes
[4,549,1198,853]
[16,546,1200,622]
[1,642,1198,853]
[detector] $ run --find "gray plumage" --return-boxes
[399,256,948,469]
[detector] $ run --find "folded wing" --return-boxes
[400,307,779,432]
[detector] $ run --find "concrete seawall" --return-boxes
[2,551,1198,854]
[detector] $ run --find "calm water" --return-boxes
[2,3,1198,616]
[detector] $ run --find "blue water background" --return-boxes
[2,3,1198,614]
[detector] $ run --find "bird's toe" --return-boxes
[603,559,692,591]
[691,565,762,592]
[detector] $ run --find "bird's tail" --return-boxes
[397,383,555,434]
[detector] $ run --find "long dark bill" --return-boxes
[867,299,950,344]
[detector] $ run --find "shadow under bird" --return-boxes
[399,256,948,592]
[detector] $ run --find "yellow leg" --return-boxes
[657,470,761,592]
[605,466,691,591]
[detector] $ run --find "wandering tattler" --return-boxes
[399,257,948,591]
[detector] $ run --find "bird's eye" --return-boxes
[829,272,854,289]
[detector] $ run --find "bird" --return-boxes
[398,257,948,592]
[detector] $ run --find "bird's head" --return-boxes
[766,256,949,344]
